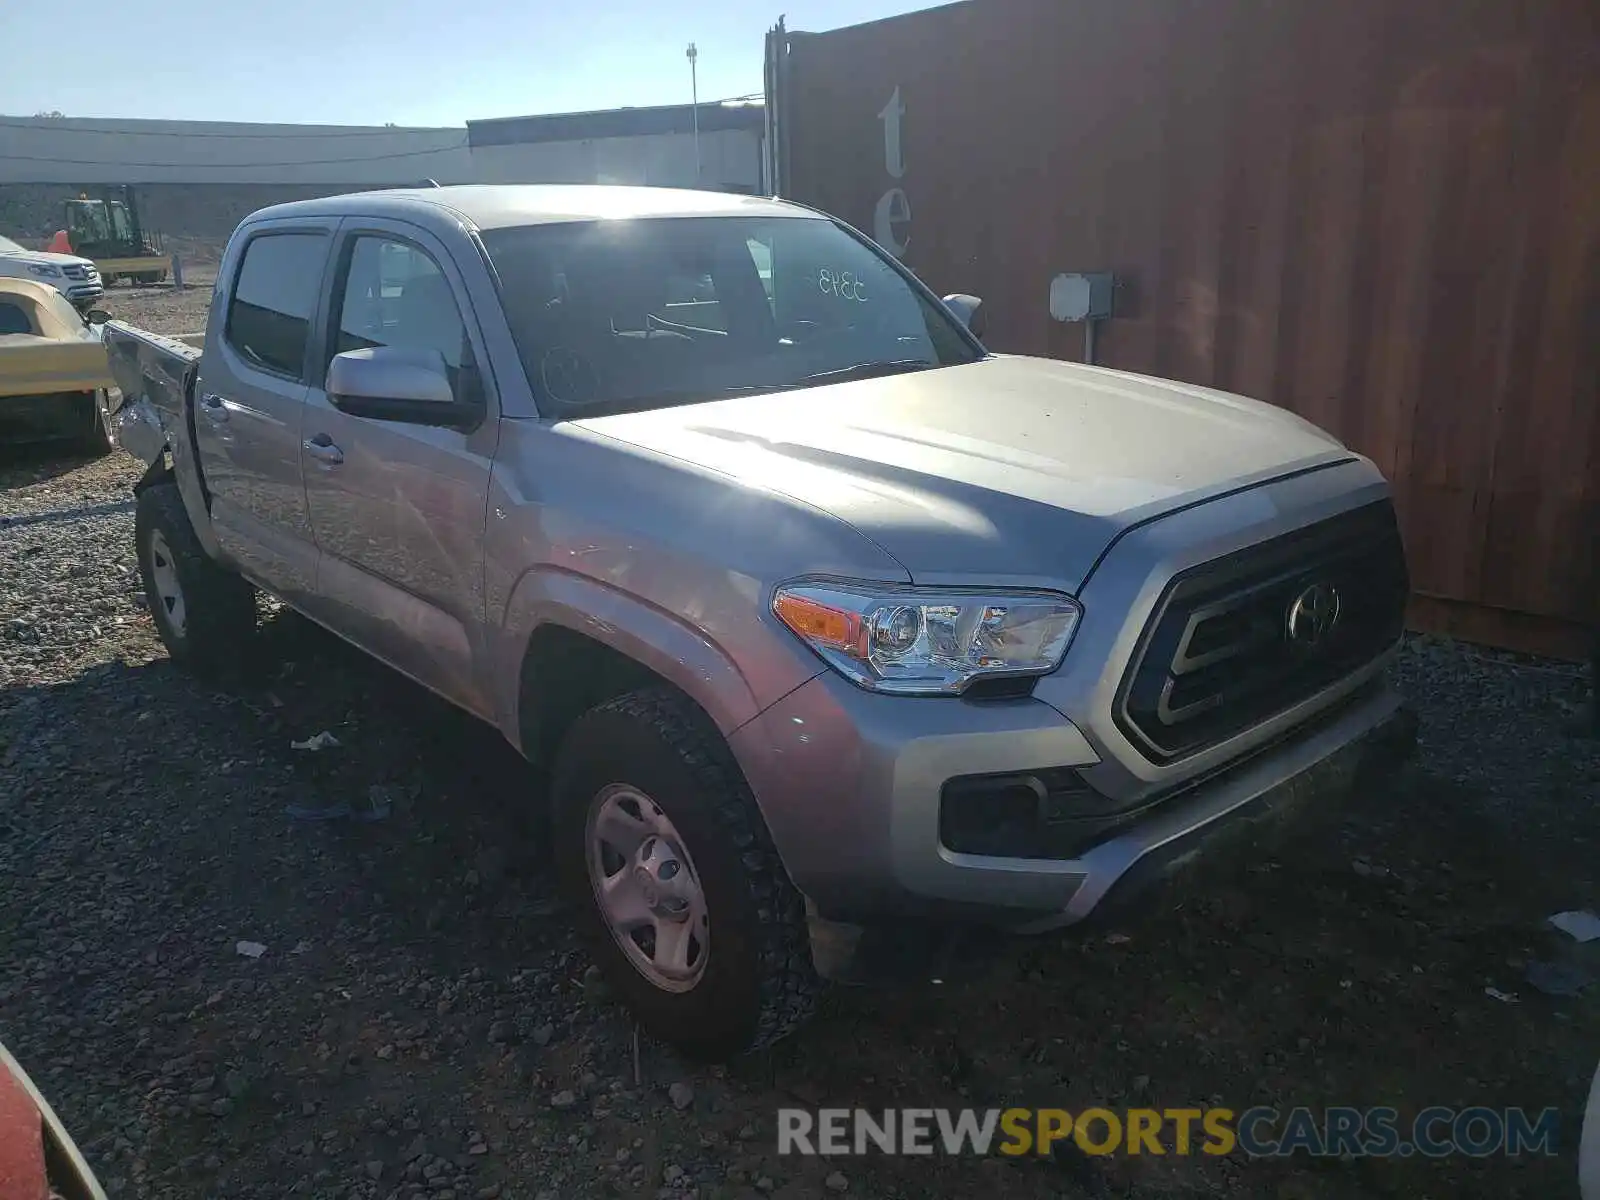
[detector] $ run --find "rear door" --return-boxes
[299,220,501,716]
[195,221,336,604]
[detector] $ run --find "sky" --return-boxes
[1,0,939,127]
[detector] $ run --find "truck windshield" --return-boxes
[480,216,982,417]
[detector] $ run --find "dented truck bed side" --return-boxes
[103,321,219,555]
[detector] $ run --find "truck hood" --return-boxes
[571,355,1355,591]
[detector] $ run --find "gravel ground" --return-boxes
[2,301,1598,1198]
[95,272,217,337]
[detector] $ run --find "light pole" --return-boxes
[686,42,701,183]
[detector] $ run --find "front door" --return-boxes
[300,222,500,716]
[193,221,336,604]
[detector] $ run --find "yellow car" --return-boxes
[0,276,119,455]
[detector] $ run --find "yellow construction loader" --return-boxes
[50,186,169,285]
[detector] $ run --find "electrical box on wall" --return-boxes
[1048,272,1116,322]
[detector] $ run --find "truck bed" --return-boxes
[103,321,201,467]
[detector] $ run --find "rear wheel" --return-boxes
[553,687,820,1059]
[135,482,256,676]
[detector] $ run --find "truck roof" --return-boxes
[245,185,819,232]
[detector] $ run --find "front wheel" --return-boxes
[553,688,820,1059]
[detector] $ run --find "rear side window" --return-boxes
[225,232,327,379]
[0,300,34,336]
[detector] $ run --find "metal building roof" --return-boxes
[467,101,764,148]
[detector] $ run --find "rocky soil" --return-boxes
[2,294,1598,1199]
[94,271,218,336]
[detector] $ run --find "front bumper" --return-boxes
[1013,686,1415,933]
[732,668,1411,938]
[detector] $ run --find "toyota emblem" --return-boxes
[1286,582,1342,647]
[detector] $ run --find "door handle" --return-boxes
[199,393,229,423]
[303,434,344,466]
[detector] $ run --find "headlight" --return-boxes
[26,263,62,278]
[773,581,1081,695]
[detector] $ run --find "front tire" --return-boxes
[553,687,820,1059]
[134,482,256,676]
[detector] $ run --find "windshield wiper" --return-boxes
[564,383,782,416]
[793,358,933,386]
[629,383,781,405]
[561,362,936,418]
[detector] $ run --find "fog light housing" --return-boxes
[939,767,1108,859]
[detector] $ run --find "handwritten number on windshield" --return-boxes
[818,268,867,303]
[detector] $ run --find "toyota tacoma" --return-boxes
[105,184,1413,1058]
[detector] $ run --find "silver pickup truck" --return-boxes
[106,184,1413,1058]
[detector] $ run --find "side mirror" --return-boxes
[942,293,986,340]
[327,346,474,427]
[84,308,111,326]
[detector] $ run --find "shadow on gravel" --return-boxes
[227,607,561,944]
[0,440,109,486]
[3,604,559,956]
[3,619,1600,1199]
[2,604,615,1196]
[1,499,136,529]
[743,758,1600,1198]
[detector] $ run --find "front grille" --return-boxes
[1115,501,1408,762]
[61,263,92,280]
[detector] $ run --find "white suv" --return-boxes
[0,235,103,310]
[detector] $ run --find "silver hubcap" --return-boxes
[585,784,709,992]
[147,529,187,637]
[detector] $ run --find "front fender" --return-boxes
[493,565,807,750]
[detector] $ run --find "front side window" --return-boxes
[225,232,328,379]
[481,215,980,417]
[334,236,470,378]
